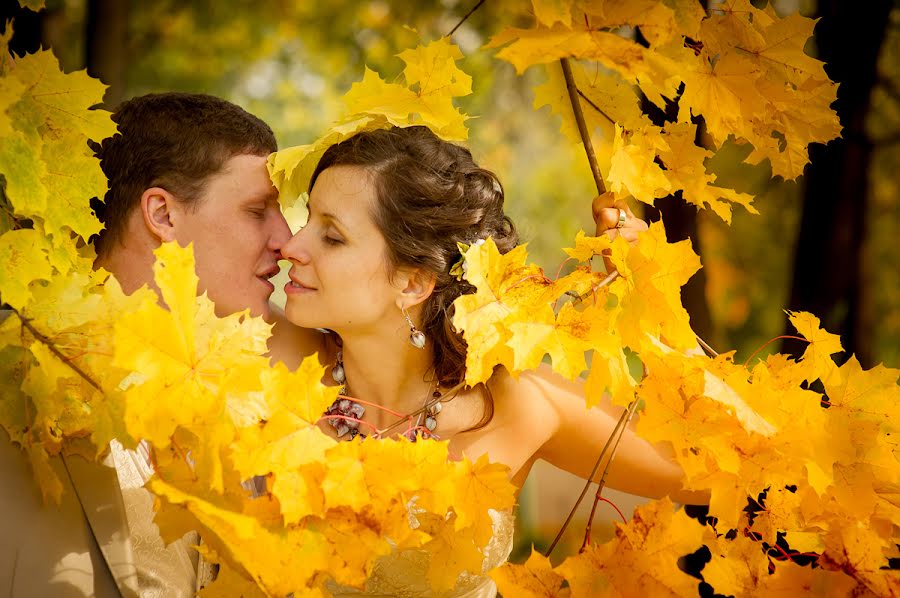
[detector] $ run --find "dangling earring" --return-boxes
[331,349,346,384]
[402,307,427,349]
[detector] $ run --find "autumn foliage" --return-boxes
[1,1,898,596]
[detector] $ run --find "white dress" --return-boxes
[325,509,516,598]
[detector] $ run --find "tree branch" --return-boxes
[447,0,487,37]
[544,398,637,557]
[11,307,102,392]
[560,58,607,194]
[579,398,640,552]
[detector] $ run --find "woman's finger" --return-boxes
[596,206,625,233]
[591,192,617,224]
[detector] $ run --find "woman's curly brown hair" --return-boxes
[310,126,519,426]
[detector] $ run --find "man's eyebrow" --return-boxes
[246,188,280,204]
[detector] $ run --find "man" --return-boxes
[0,93,319,597]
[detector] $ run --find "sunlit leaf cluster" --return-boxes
[2,1,897,596]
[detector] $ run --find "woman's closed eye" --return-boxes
[323,233,344,246]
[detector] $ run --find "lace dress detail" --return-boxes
[108,440,214,597]
[326,509,515,598]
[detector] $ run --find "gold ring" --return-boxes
[615,208,627,229]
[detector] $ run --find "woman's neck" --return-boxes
[337,328,436,429]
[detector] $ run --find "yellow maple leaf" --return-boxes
[268,114,382,209]
[533,57,646,148]
[150,477,333,596]
[431,453,516,546]
[113,242,271,448]
[490,547,564,597]
[607,124,672,205]
[452,240,554,385]
[758,563,857,597]
[584,0,680,46]
[676,51,767,147]
[563,229,614,263]
[397,37,473,99]
[0,229,53,309]
[508,302,594,380]
[532,0,572,28]
[823,356,899,434]
[820,522,900,597]
[488,22,682,109]
[658,122,758,223]
[0,50,115,240]
[260,357,338,425]
[423,519,486,593]
[786,310,843,383]
[703,531,772,596]
[556,498,705,597]
[606,221,700,351]
[270,40,473,207]
[232,423,335,524]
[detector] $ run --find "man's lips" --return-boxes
[256,265,280,281]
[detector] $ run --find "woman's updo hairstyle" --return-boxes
[309,126,518,389]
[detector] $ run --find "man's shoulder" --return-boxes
[0,433,131,596]
[266,307,328,370]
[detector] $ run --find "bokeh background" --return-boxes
[4,0,896,562]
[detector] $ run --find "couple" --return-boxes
[1,92,695,597]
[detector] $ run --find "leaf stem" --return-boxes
[11,307,102,392]
[743,335,809,367]
[576,88,616,126]
[560,58,607,195]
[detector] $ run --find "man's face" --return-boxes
[174,153,290,320]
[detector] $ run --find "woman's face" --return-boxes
[281,165,402,333]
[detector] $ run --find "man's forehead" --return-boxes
[195,153,280,207]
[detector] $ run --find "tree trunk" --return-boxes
[781,0,892,368]
[640,95,714,346]
[85,0,128,107]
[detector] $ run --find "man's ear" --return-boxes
[140,187,180,243]
[395,268,437,311]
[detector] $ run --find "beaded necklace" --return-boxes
[323,350,443,441]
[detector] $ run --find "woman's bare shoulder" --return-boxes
[485,365,574,435]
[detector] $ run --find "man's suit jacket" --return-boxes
[0,430,140,597]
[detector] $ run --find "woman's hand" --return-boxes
[592,192,649,273]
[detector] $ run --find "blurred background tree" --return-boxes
[3,0,896,558]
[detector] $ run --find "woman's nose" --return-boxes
[281,227,311,265]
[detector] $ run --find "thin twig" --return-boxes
[11,307,102,392]
[570,269,619,304]
[447,0,487,37]
[544,398,635,557]
[579,398,640,552]
[560,58,607,195]
[695,335,719,358]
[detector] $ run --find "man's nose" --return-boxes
[268,209,292,252]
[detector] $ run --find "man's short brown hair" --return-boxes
[90,92,277,255]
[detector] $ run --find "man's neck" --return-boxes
[94,237,158,296]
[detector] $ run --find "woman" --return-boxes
[280,126,702,595]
